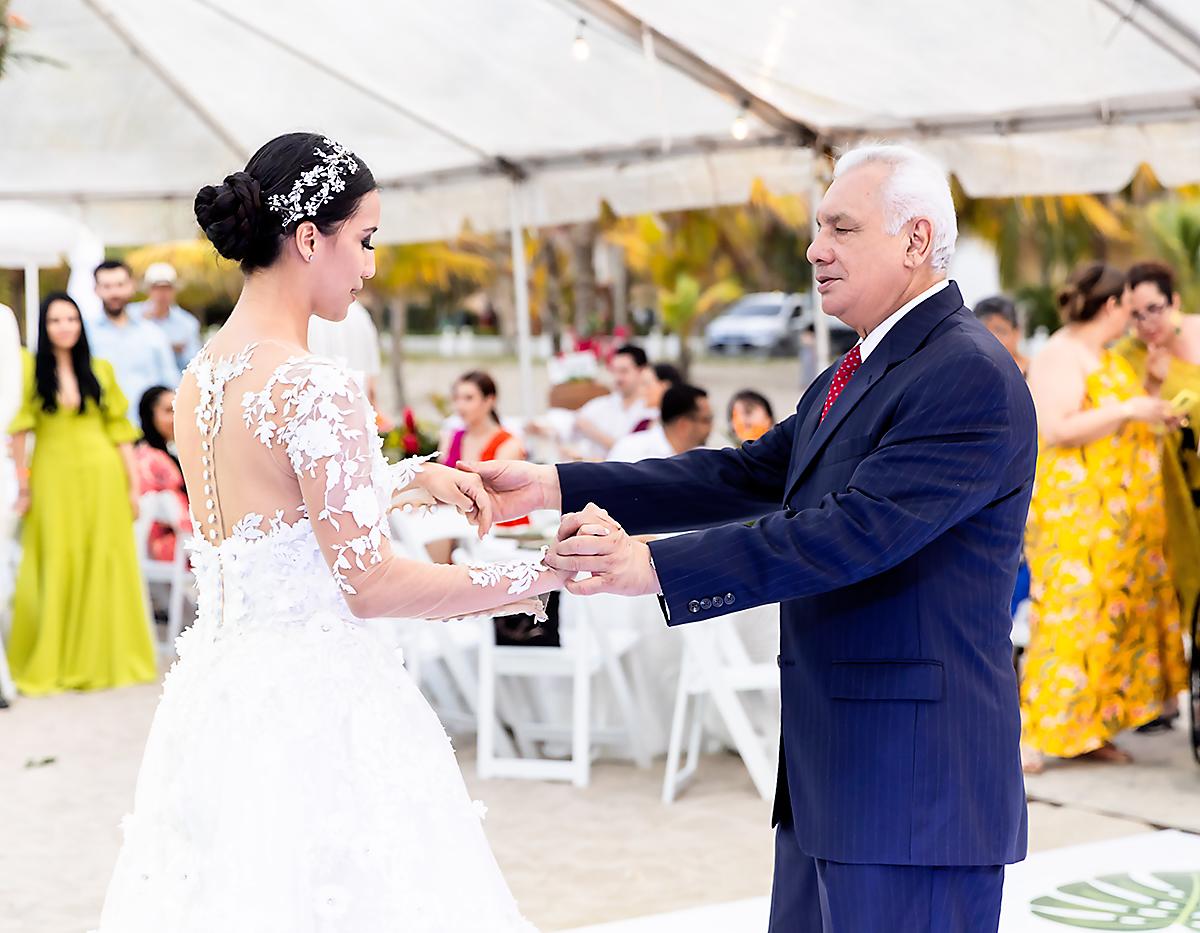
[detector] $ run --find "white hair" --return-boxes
[832,143,958,273]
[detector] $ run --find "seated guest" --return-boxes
[573,344,655,458]
[609,384,713,463]
[633,362,683,432]
[439,371,527,528]
[728,389,775,443]
[135,386,189,563]
[641,363,682,410]
[974,295,1028,375]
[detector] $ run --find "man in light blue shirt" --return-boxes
[128,261,202,371]
[88,260,180,429]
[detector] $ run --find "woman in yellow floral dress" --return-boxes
[1022,262,1186,772]
[1115,261,1200,733]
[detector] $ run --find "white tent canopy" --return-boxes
[0,0,812,243]
[608,0,1200,197]
[0,202,104,341]
[5,0,1200,244]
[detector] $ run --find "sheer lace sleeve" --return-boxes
[243,357,559,620]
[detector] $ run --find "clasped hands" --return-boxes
[394,459,660,598]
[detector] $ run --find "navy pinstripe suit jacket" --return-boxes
[558,282,1037,867]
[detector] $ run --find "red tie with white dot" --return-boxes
[820,344,863,422]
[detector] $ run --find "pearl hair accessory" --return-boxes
[267,137,360,228]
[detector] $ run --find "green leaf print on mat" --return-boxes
[1031,872,1200,929]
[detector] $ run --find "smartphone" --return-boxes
[1169,388,1199,415]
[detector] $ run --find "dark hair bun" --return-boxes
[1056,283,1086,322]
[1058,261,1125,325]
[194,171,263,263]
[194,133,376,272]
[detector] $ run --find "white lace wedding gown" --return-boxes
[93,341,552,933]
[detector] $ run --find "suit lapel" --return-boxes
[784,282,966,503]
[790,366,833,461]
[787,348,887,491]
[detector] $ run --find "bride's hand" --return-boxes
[403,462,494,535]
[434,595,550,624]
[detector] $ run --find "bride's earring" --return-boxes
[306,254,314,263]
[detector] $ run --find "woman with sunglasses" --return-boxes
[1021,263,1184,773]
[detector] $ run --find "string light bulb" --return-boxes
[572,19,590,61]
[730,100,750,140]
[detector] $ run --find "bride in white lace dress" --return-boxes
[92,134,565,932]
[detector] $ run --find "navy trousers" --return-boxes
[769,820,1004,933]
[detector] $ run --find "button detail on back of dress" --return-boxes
[188,344,257,544]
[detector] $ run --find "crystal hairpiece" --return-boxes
[266,137,360,228]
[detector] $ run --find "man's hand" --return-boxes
[458,460,561,523]
[546,503,661,597]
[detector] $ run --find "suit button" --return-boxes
[725,593,736,605]
[713,596,724,608]
[700,598,712,610]
[688,600,700,614]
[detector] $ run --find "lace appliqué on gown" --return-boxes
[92,346,539,933]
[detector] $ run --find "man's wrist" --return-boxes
[645,543,663,596]
[541,463,563,512]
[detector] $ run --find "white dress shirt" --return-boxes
[574,391,655,458]
[607,424,674,463]
[86,312,180,425]
[308,301,383,393]
[856,279,949,362]
[128,300,202,371]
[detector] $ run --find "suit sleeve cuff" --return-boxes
[648,535,744,626]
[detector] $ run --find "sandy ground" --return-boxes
[0,672,1188,933]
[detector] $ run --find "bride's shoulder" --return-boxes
[266,351,360,399]
[244,352,365,427]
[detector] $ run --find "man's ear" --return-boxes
[904,218,934,269]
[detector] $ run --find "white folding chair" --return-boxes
[134,491,196,657]
[473,587,652,788]
[662,605,780,803]
[387,507,520,755]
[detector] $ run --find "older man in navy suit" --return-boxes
[465,144,1037,932]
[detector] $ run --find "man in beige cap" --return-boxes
[130,261,201,370]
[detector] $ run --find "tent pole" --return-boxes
[810,159,830,372]
[23,264,39,349]
[509,184,535,421]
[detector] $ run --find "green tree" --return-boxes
[659,272,743,379]
[367,241,493,408]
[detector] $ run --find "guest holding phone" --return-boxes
[1021,263,1186,771]
[1115,260,1200,732]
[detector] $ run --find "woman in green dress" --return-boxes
[1115,261,1200,732]
[7,292,156,695]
